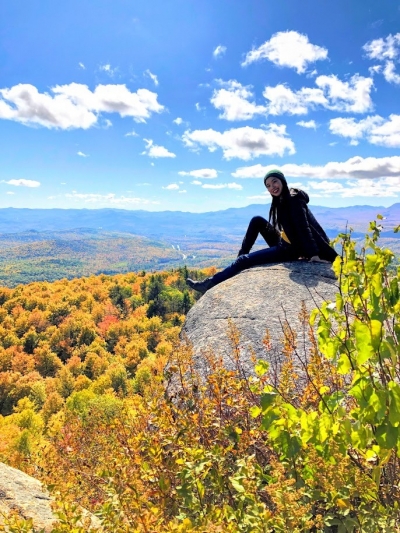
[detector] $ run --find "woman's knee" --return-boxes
[233,254,251,270]
[249,215,268,228]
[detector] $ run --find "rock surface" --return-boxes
[0,462,56,531]
[0,462,101,532]
[181,262,338,377]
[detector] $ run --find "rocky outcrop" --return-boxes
[181,262,338,377]
[0,462,100,532]
[0,462,56,531]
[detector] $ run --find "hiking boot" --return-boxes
[186,277,214,294]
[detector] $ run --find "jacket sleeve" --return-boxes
[288,197,319,258]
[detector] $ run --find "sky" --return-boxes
[1,0,400,212]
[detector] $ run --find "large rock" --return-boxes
[0,462,101,532]
[181,262,338,377]
[0,462,56,532]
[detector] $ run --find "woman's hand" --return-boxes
[309,255,330,263]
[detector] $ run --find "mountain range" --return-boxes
[0,203,398,287]
[0,203,399,240]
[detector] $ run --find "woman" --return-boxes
[186,169,338,293]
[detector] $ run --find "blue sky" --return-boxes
[1,0,400,212]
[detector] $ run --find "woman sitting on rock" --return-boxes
[186,169,338,294]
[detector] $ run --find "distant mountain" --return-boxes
[0,205,398,287]
[0,203,399,241]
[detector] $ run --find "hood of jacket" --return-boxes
[289,188,309,204]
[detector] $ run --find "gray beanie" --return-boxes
[263,169,287,188]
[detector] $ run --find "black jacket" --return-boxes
[277,189,338,262]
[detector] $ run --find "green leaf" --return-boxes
[230,477,245,493]
[317,412,332,443]
[196,479,205,500]
[388,381,400,426]
[365,254,379,276]
[371,273,383,297]
[324,391,345,412]
[367,390,387,422]
[354,320,374,366]
[375,420,398,449]
[249,405,261,418]
[349,377,372,408]
[370,319,383,350]
[255,359,269,376]
[336,293,344,312]
[337,352,353,374]
[260,392,277,412]
[309,308,319,326]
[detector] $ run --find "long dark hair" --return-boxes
[268,179,291,229]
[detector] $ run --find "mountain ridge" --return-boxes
[0,203,399,237]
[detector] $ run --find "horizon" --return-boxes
[0,200,399,215]
[1,0,400,212]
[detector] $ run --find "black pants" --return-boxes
[210,216,298,286]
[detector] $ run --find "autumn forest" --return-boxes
[0,224,400,532]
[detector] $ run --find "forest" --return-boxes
[0,223,399,532]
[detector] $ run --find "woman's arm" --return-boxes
[286,196,319,258]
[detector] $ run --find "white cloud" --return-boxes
[100,64,117,76]
[232,156,400,181]
[6,191,15,195]
[363,33,400,61]
[173,117,183,125]
[79,62,86,69]
[0,83,165,129]
[195,102,204,111]
[296,120,317,129]
[329,114,400,147]
[202,182,242,190]
[211,79,267,121]
[191,180,202,185]
[141,139,176,158]
[77,151,89,157]
[368,115,400,147]
[178,190,187,193]
[329,115,382,139]
[306,178,400,198]
[65,192,159,205]
[242,31,328,73]
[178,168,218,179]
[125,130,138,137]
[163,183,180,190]
[213,45,227,58]
[316,74,374,113]
[369,65,382,75]
[308,180,344,191]
[339,177,400,197]
[263,84,326,115]
[2,179,40,187]
[103,118,112,128]
[383,61,400,84]
[363,34,400,85]
[183,124,295,160]
[263,74,373,115]
[145,69,159,86]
